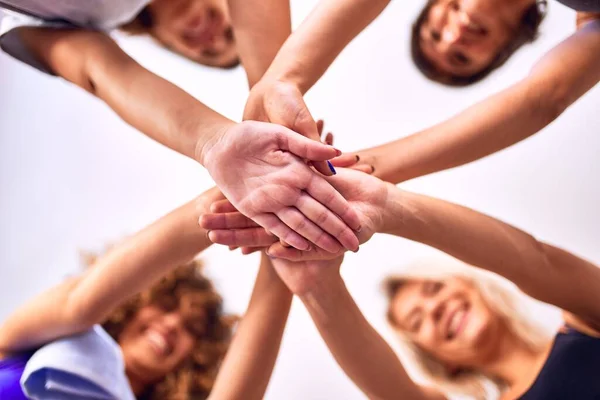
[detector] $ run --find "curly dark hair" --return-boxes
[411,0,547,86]
[91,258,237,400]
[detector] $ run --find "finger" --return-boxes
[253,213,311,251]
[210,199,237,213]
[325,132,334,146]
[316,119,324,136]
[266,242,344,262]
[280,239,292,248]
[241,247,264,255]
[229,246,238,251]
[295,193,358,252]
[330,153,360,168]
[208,227,278,247]
[305,175,362,234]
[199,212,260,230]
[352,164,375,174]
[277,207,342,253]
[276,128,341,163]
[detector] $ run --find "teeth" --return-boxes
[449,309,464,338]
[147,330,168,355]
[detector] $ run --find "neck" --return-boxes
[126,369,149,396]
[478,328,551,388]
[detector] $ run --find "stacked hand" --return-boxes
[199,120,362,253]
[199,167,395,261]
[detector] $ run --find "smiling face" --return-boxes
[411,0,543,86]
[117,301,206,382]
[123,0,239,68]
[100,262,235,398]
[388,278,506,371]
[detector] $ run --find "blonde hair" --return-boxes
[383,256,552,399]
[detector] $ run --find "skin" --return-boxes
[0,187,292,399]
[331,17,600,183]
[145,0,239,68]
[201,168,600,398]
[3,0,360,254]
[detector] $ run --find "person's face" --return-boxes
[419,0,519,78]
[118,300,207,381]
[147,0,238,68]
[390,278,505,371]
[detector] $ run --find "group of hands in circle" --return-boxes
[197,79,393,291]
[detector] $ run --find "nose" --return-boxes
[442,9,461,44]
[425,297,446,325]
[162,312,184,334]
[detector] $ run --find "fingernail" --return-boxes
[334,148,342,156]
[327,161,337,175]
[355,155,360,162]
[353,246,360,253]
[356,225,362,233]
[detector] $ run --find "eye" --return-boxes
[154,297,178,312]
[425,281,445,295]
[185,320,206,336]
[431,31,441,42]
[410,315,423,332]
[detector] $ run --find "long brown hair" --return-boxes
[83,252,237,400]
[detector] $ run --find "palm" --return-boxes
[244,80,331,176]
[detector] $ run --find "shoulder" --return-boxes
[562,311,600,338]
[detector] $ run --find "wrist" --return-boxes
[379,184,410,236]
[193,119,236,168]
[261,61,308,95]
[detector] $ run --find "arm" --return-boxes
[209,253,292,400]
[381,187,600,331]
[240,0,391,176]
[17,27,232,161]
[227,0,291,88]
[271,257,444,400]
[338,19,600,184]
[260,0,391,93]
[15,28,362,254]
[0,188,222,356]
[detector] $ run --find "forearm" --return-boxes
[0,189,218,354]
[262,0,390,93]
[67,194,216,323]
[18,28,233,162]
[382,188,600,322]
[300,275,434,400]
[210,253,292,400]
[228,0,291,87]
[365,20,600,184]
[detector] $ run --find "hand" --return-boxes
[243,79,332,176]
[270,255,345,296]
[200,168,395,260]
[199,120,361,253]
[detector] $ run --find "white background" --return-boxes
[1,1,599,399]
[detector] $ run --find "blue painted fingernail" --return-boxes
[327,161,337,175]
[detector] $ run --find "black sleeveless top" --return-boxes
[518,326,600,399]
[555,0,600,12]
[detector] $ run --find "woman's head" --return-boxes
[411,0,546,86]
[101,261,236,399]
[384,258,550,398]
[121,0,239,69]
